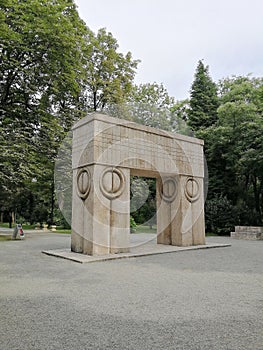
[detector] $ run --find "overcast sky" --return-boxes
[74,0,263,100]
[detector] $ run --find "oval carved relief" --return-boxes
[100,167,125,200]
[161,177,178,203]
[76,167,91,200]
[184,177,200,202]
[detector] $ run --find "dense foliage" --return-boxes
[188,60,219,130]
[0,1,262,234]
[83,28,139,111]
[201,76,263,230]
[0,0,138,225]
[130,177,156,228]
[171,62,263,233]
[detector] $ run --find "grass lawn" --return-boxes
[205,232,218,236]
[0,236,12,241]
[0,223,71,234]
[0,222,35,230]
[55,229,71,234]
[134,225,157,234]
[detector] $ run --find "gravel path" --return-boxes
[0,233,262,350]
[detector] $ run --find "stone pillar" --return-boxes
[71,166,91,253]
[71,165,130,255]
[181,176,205,246]
[99,166,130,254]
[157,175,205,247]
[157,176,181,245]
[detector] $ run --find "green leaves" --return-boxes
[126,82,174,130]
[188,60,219,130]
[0,1,140,223]
[0,0,89,219]
[201,75,263,226]
[83,28,139,111]
[188,64,263,227]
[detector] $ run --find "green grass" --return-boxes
[18,224,35,230]
[0,223,71,234]
[0,235,12,241]
[205,232,217,236]
[0,222,13,229]
[134,225,157,234]
[0,222,35,230]
[55,229,71,234]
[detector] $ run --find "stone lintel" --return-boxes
[72,112,204,146]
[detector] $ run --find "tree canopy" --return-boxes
[0,0,88,191]
[0,1,262,235]
[83,28,139,112]
[199,75,263,230]
[0,0,139,225]
[188,60,219,131]
[127,82,174,130]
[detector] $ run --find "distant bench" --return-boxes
[231,226,263,240]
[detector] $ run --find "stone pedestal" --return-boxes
[231,226,263,240]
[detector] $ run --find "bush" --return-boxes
[205,195,238,235]
[130,216,137,233]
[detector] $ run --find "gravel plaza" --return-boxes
[0,231,262,350]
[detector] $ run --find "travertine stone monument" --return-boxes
[71,113,205,255]
[231,226,263,240]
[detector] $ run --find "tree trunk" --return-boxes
[93,91,97,111]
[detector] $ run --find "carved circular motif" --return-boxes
[77,168,91,200]
[161,177,178,203]
[100,168,125,200]
[184,177,200,202]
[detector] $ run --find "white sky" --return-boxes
[74,0,263,100]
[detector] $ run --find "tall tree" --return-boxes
[202,76,263,227]
[127,82,174,130]
[170,99,193,135]
[218,76,263,223]
[0,1,141,225]
[83,28,139,112]
[0,0,88,222]
[188,60,219,131]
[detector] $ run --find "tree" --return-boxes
[130,176,156,227]
[205,195,238,234]
[201,76,263,226]
[170,99,193,135]
[188,60,219,131]
[0,0,88,223]
[83,28,139,112]
[222,76,263,224]
[104,82,175,131]
[0,1,142,225]
[129,82,174,130]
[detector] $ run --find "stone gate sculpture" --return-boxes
[71,113,205,255]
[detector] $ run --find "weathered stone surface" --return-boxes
[231,226,263,240]
[72,113,206,255]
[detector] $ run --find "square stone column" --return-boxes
[180,175,205,246]
[157,175,205,247]
[71,165,130,255]
[157,176,181,245]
